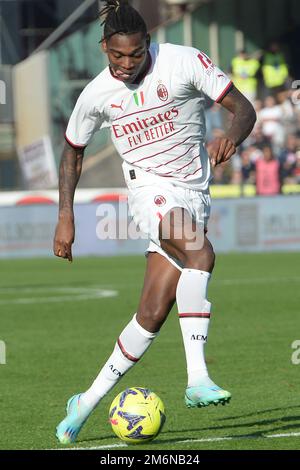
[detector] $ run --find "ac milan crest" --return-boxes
[157,83,169,102]
[154,195,166,207]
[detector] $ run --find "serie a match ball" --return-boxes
[109,387,166,444]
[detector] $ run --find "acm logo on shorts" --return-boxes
[154,195,166,207]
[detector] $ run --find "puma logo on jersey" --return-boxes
[111,100,124,111]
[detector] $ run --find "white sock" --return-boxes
[81,314,157,409]
[176,268,212,387]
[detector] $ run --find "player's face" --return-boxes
[102,32,150,84]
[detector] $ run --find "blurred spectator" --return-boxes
[253,99,263,114]
[294,152,300,183]
[258,96,284,149]
[230,153,242,184]
[260,41,289,97]
[256,144,281,195]
[240,148,256,184]
[210,46,300,191]
[230,49,260,103]
[212,162,232,185]
[276,90,297,134]
[279,134,298,184]
[247,145,264,163]
[251,124,271,148]
[242,122,271,150]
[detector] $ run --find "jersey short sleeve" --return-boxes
[65,89,104,148]
[184,48,233,103]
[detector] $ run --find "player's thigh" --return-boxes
[159,207,206,262]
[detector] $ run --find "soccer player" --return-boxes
[54,0,256,444]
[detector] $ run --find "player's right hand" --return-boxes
[207,137,236,167]
[53,216,75,262]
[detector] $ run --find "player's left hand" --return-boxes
[207,137,236,167]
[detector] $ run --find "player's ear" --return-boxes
[102,39,108,54]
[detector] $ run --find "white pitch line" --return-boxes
[176,431,300,445]
[0,287,114,293]
[60,443,128,450]
[54,431,300,450]
[267,432,300,439]
[0,287,118,305]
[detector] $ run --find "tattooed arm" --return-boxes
[207,85,257,167]
[53,143,85,262]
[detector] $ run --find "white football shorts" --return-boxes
[127,180,211,272]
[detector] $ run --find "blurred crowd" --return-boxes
[206,41,300,194]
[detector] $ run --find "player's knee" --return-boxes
[183,246,215,272]
[137,301,171,333]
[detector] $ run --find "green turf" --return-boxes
[0,253,300,450]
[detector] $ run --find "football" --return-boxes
[109,387,166,444]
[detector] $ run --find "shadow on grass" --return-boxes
[192,415,300,433]
[75,413,300,448]
[217,404,300,421]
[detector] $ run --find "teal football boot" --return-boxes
[56,394,94,444]
[185,378,231,408]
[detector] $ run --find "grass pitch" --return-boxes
[0,252,299,450]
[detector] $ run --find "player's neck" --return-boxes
[133,52,152,85]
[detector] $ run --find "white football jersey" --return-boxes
[65,43,232,190]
